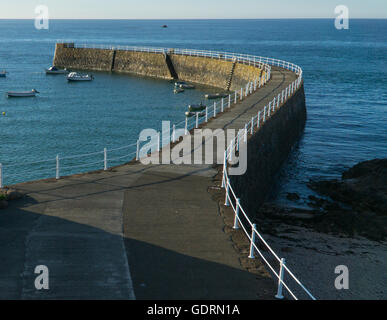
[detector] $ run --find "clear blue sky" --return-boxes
[0,0,386,19]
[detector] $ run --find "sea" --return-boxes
[0,19,386,206]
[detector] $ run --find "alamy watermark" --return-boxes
[34,265,49,290]
[138,121,247,176]
[334,5,349,30]
[34,5,49,30]
[335,265,349,290]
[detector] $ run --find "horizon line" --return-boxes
[0,17,386,20]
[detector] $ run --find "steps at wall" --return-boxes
[225,58,237,91]
[164,52,178,80]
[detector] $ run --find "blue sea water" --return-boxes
[0,19,386,205]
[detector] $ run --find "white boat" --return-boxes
[7,89,39,98]
[45,66,69,74]
[0,71,7,78]
[67,72,94,81]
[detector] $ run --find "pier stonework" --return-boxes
[52,44,265,90]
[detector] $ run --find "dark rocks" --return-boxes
[286,192,300,201]
[256,159,387,241]
[0,188,24,209]
[0,200,8,210]
[309,158,387,215]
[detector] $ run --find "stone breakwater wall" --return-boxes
[53,44,263,90]
[230,84,307,215]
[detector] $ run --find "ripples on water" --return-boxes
[0,19,386,202]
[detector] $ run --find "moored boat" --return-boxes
[205,93,228,100]
[0,71,7,78]
[7,89,39,98]
[67,72,94,81]
[179,83,195,89]
[45,66,69,74]
[188,103,206,112]
[174,87,185,94]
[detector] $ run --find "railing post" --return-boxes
[257,111,261,128]
[228,94,231,108]
[224,178,230,206]
[268,102,271,117]
[263,106,266,122]
[157,132,161,152]
[240,88,243,101]
[244,126,247,143]
[185,117,188,135]
[172,124,176,143]
[214,102,217,117]
[251,117,254,134]
[258,76,261,88]
[233,198,240,229]
[275,258,286,300]
[195,112,199,128]
[221,98,224,112]
[229,141,233,163]
[0,163,3,189]
[205,107,208,122]
[104,148,108,171]
[222,152,226,188]
[248,224,257,259]
[56,155,60,180]
[136,140,140,160]
[273,98,276,112]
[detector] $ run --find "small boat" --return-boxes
[179,84,195,89]
[45,66,69,74]
[205,93,229,100]
[7,89,39,98]
[67,72,94,82]
[162,25,168,28]
[0,71,7,78]
[174,87,184,94]
[188,103,206,112]
[175,81,187,87]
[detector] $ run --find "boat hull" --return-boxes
[7,92,36,98]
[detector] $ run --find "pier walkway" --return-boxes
[0,67,297,299]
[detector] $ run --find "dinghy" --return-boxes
[174,87,185,94]
[188,103,206,112]
[7,89,39,98]
[46,66,69,74]
[179,83,195,89]
[0,71,7,78]
[205,93,228,100]
[67,72,94,81]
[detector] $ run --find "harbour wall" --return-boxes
[230,83,307,215]
[53,44,263,91]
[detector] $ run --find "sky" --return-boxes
[0,0,386,19]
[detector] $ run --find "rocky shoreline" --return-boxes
[257,159,387,241]
[253,159,387,299]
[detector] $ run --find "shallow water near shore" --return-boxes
[0,19,386,196]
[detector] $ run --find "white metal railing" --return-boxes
[221,72,316,300]
[0,45,313,299]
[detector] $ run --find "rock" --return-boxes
[5,189,24,201]
[286,192,300,201]
[0,200,8,210]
